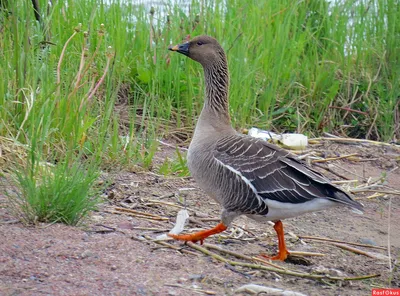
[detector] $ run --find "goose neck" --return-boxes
[202,62,230,123]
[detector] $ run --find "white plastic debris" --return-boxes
[248,127,278,140]
[156,209,189,240]
[248,127,308,150]
[234,284,308,296]
[168,209,189,234]
[280,133,308,150]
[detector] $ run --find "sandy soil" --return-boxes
[1,141,399,296]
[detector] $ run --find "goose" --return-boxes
[167,35,363,261]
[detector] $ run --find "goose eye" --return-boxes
[197,41,204,46]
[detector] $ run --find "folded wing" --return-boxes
[214,135,363,211]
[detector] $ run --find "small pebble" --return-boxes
[189,274,204,281]
[310,265,330,274]
[111,265,117,271]
[310,265,345,277]
[81,233,90,242]
[81,250,93,259]
[91,215,104,222]
[118,222,134,230]
[329,268,345,277]
[136,285,147,296]
[359,238,377,246]
[177,277,187,283]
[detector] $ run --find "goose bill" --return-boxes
[168,42,190,56]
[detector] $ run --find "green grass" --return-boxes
[158,148,190,177]
[7,154,102,225]
[0,0,399,224]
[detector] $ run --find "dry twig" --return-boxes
[202,243,284,269]
[310,137,396,147]
[289,251,325,257]
[350,189,400,196]
[143,235,200,257]
[113,207,169,220]
[185,242,379,281]
[311,153,359,163]
[106,209,168,223]
[146,199,184,209]
[299,235,386,250]
[331,243,385,259]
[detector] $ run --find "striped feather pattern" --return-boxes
[213,134,363,214]
[204,61,229,114]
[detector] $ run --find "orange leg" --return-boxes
[261,220,290,261]
[168,222,227,245]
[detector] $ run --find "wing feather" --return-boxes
[214,135,362,211]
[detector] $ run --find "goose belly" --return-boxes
[247,198,338,222]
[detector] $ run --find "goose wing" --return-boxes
[214,135,362,210]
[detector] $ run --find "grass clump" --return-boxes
[158,148,190,177]
[8,157,101,226]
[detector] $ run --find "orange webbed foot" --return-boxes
[260,249,290,261]
[168,222,227,244]
[260,220,290,261]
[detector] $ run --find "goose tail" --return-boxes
[331,190,364,214]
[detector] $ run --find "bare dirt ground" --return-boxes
[1,140,400,296]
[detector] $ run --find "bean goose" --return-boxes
[168,35,363,261]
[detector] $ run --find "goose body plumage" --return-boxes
[168,35,363,261]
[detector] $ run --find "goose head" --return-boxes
[169,35,226,67]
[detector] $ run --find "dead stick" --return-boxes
[146,200,184,209]
[198,218,220,222]
[186,242,379,281]
[367,193,384,199]
[289,251,325,257]
[354,193,384,200]
[310,137,394,146]
[203,243,284,270]
[299,235,386,250]
[352,158,379,162]
[350,189,400,196]
[132,227,171,232]
[107,210,169,222]
[113,207,169,220]
[114,207,165,218]
[143,235,200,257]
[311,153,359,163]
[251,256,286,269]
[332,180,359,184]
[186,242,229,263]
[331,243,378,258]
